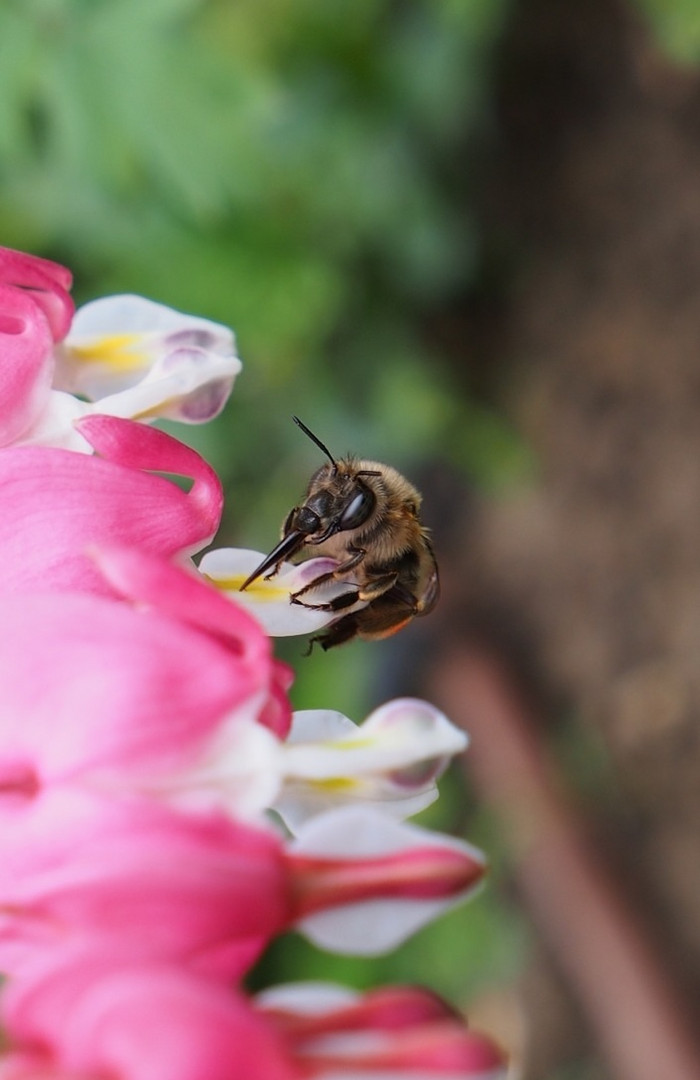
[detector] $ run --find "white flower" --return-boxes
[274,698,468,830]
[289,807,486,955]
[55,294,240,424]
[199,547,364,637]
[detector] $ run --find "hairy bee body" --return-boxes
[240,422,439,650]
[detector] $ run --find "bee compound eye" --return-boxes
[340,487,375,530]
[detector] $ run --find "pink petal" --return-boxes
[0,418,222,594]
[0,246,73,342]
[260,984,507,1078]
[0,590,266,784]
[0,795,288,980]
[4,959,297,1080]
[93,546,293,737]
[286,809,486,956]
[76,414,223,542]
[0,284,54,447]
[92,545,268,668]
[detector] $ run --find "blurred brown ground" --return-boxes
[420,0,700,1074]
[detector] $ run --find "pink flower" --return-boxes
[1,957,298,1080]
[0,244,503,1080]
[0,579,288,817]
[0,415,222,595]
[0,246,241,451]
[259,983,507,1078]
[0,246,73,342]
[0,554,483,976]
[0,247,73,448]
[0,795,289,980]
[56,294,241,425]
[0,959,505,1080]
[0,794,485,979]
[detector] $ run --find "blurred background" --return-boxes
[5,0,700,1075]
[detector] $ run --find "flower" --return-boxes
[0,961,506,1080]
[0,957,296,1080]
[0,794,288,981]
[55,294,241,425]
[0,246,72,448]
[0,555,483,974]
[0,796,485,978]
[0,544,465,829]
[259,982,507,1078]
[273,698,468,831]
[0,573,287,818]
[0,794,289,980]
[0,245,508,1080]
[199,547,363,638]
[286,808,486,956]
[0,246,241,452]
[0,417,222,595]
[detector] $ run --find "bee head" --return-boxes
[239,419,379,591]
[289,460,379,544]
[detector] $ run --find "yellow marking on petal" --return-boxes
[307,777,360,792]
[203,573,290,603]
[69,334,150,373]
[319,737,376,751]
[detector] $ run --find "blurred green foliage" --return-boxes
[0,0,526,546]
[634,0,700,63]
[0,0,530,1008]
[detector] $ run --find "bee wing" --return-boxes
[416,545,440,616]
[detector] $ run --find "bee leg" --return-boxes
[290,547,367,601]
[290,588,359,612]
[292,570,398,613]
[308,612,362,651]
[306,580,411,651]
[294,572,400,626]
[356,572,398,604]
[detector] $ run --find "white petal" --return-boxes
[256,982,358,1013]
[200,548,363,637]
[93,348,238,424]
[14,391,92,451]
[274,783,437,834]
[56,295,240,421]
[170,713,284,819]
[272,701,466,830]
[290,808,486,955]
[63,294,235,352]
[284,700,467,776]
[86,714,283,823]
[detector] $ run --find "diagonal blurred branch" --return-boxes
[429,644,700,1080]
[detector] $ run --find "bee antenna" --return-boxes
[292,416,337,471]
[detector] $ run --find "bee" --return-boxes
[239,417,439,650]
